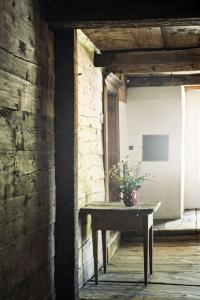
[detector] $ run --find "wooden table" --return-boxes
[81,201,161,286]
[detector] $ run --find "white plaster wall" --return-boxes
[126,86,182,219]
[184,88,200,209]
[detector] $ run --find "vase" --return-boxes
[123,189,138,207]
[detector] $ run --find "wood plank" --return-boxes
[127,74,200,87]
[81,281,200,299]
[0,0,45,24]
[81,201,161,213]
[80,240,200,299]
[0,168,54,200]
[83,28,163,51]
[0,69,54,115]
[0,47,54,87]
[161,26,200,48]
[0,3,53,66]
[107,92,120,201]
[94,49,200,74]
[0,205,55,248]
[0,1,55,299]
[0,189,55,225]
[45,1,200,28]
[0,225,54,292]
[95,269,200,286]
[0,258,54,300]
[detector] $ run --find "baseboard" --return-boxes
[121,230,200,243]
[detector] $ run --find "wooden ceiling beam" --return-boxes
[45,1,200,28]
[127,74,200,87]
[94,49,200,74]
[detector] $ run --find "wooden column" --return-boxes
[105,73,123,201]
[54,30,79,300]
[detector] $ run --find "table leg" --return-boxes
[102,230,107,273]
[92,228,98,284]
[143,216,149,286]
[149,225,153,275]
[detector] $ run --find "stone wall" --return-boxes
[0,1,55,299]
[77,30,105,286]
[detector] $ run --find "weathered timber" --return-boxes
[0,109,54,151]
[0,47,54,88]
[54,29,79,300]
[0,168,55,201]
[0,189,55,225]
[0,0,55,299]
[81,282,200,299]
[83,28,164,51]
[45,1,200,28]
[0,258,54,300]
[80,241,200,299]
[0,205,55,248]
[0,5,53,67]
[0,0,45,25]
[127,74,200,87]
[1,259,54,300]
[83,26,200,52]
[0,225,54,292]
[107,93,120,201]
[0,69,54,115]
[94,48,200,74]
[160,26,200,49]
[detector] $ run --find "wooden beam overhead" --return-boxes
[45,1,200,28]
[127,74,200,87]
[94,49,200,74]
[185,85,200,91]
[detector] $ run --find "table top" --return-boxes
[81,201,161,214]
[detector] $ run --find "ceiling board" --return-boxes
[83,26,200,51]
[83,27,163,51]
[161,26,200,48]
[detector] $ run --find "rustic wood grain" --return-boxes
[161,26,200,49]
[80,241,200,299]
[0,224,54,291]
[0,0,55,299]
[83,28,163,51]
[95,49,200,74]
[83,26,200,52]
[0,258,54,300]
[127,74,200,87]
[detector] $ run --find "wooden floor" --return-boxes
[80,238,200,299]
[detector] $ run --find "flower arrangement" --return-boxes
[109,160,154,206]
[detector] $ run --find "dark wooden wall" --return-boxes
[0,1,55,299]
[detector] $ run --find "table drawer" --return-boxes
[92,213,143,231]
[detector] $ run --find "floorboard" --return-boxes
[80,240,200,299]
